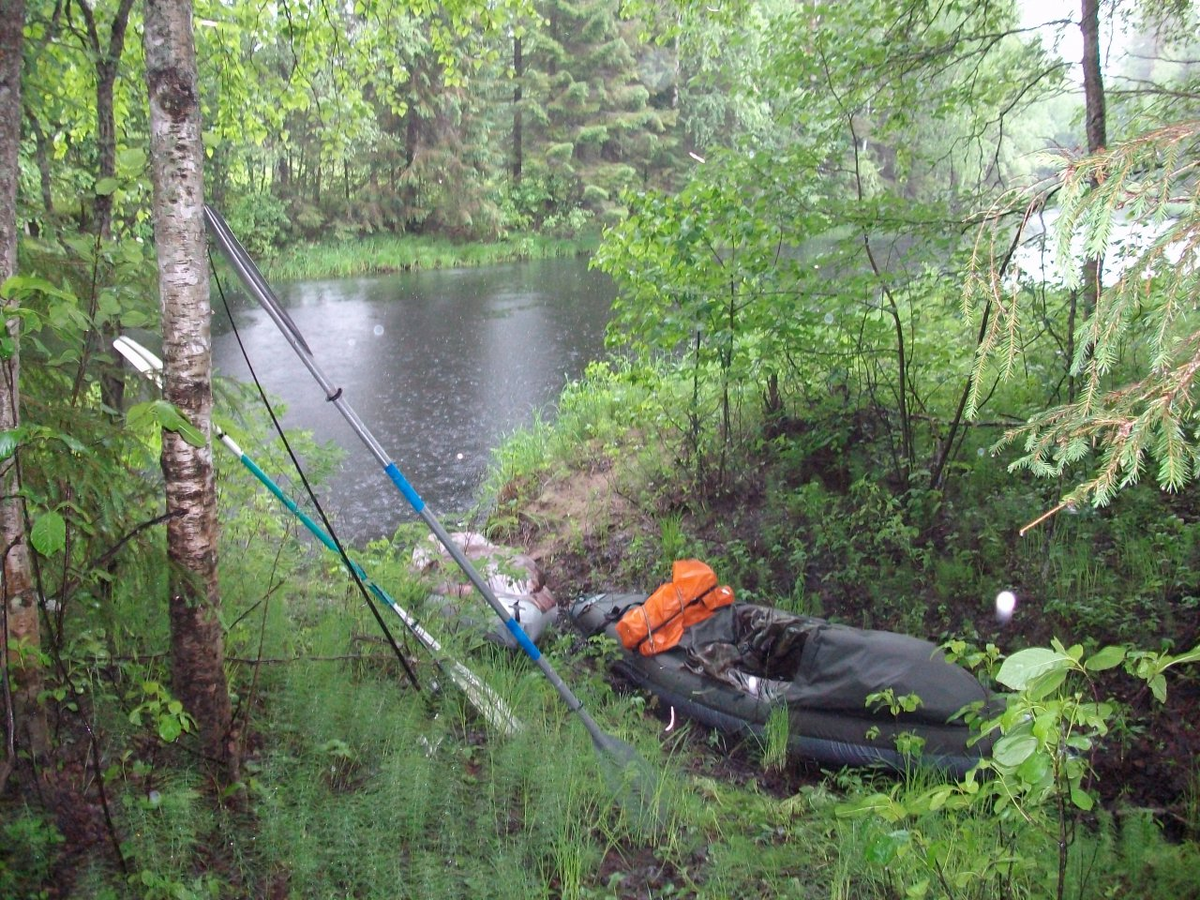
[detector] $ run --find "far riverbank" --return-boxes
[262,231,601,283]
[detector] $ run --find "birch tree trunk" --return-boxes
[1,0,50,794]
[143,0,237,779]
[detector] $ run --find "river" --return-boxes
[212,256,615,544]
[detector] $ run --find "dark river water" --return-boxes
[212,256,615,543]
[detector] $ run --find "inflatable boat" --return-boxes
[571,593,996,777]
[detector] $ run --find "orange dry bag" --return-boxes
[615,559,734,656]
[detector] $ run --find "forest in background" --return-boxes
[5,0,1200,896]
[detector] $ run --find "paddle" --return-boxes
[203,204,664,824]
[113,335,522,736]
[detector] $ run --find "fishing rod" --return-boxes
[203,204,659,806]
[113,335,521,736]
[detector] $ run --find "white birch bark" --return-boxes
[143,0,236,776]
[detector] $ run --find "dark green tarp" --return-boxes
[681,605,989,725]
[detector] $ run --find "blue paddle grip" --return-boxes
[505,619,542,660]
[385,462,425,512]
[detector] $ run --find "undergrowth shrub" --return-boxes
[0,810,63,899]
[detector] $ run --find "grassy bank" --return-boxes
[10,364,1200,899]
[262,232,600,283]
[15,518,1196,898]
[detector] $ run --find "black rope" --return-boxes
[207,251,421,692]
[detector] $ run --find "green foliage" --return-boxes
[29,509,66,556]
[0,811,64,899]
[226,192,293,259]
[841,638,1200,899]
[127,400,206,447]
[127,681,198,744]
[13,1,1200,897]
[970,122,1200,508]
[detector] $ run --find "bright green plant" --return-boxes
[759,704,790,773]
[841,639,1200,900]
[128,680,197,744]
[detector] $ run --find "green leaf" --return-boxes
[1085,645,1126,672]
[2,274,76,303]
[836,792,901,820]
[865,830,909,866]
[1166,644,1200,668]
[1016,749,1051,787]
[996,648,1072,691]
[1149,673,1167,703]
[1026,667,1069,701]
[0,429,20,460]
[117,147,147,170]
[30,511,67,556]
[95,177,120,196]
[158,717,182,742]
[130,400,206,447]
[1069,783,1095,811]
[993,733,1038,768]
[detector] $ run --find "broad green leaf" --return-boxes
[158,717,183,742]
[97,290,121,318]
[1026,667,1069,701]
[836,792,901,820]
[1149,673,1167,703]
[95,177,120,196]
[56,433,86,454]
[117,147,147,170]
[30,511,67,557]
[1069,783,1095,811]
[1016,749,1051,787]
[993,733,1038,768]
[865,830,909,865]
[129,400,206,447]
[1085,645,1126,672]
[2,274,76,303]
[996,648,1072,691]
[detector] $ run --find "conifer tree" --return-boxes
[519,0,677,224]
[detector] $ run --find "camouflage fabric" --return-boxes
[680,605,988,724]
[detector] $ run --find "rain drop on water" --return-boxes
[373,324,385,337]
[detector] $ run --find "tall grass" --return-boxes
[89,541,1200,899]
[47,351,1200,899]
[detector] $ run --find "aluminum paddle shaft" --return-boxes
[203,205,617,753]
[114,335,520,735]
